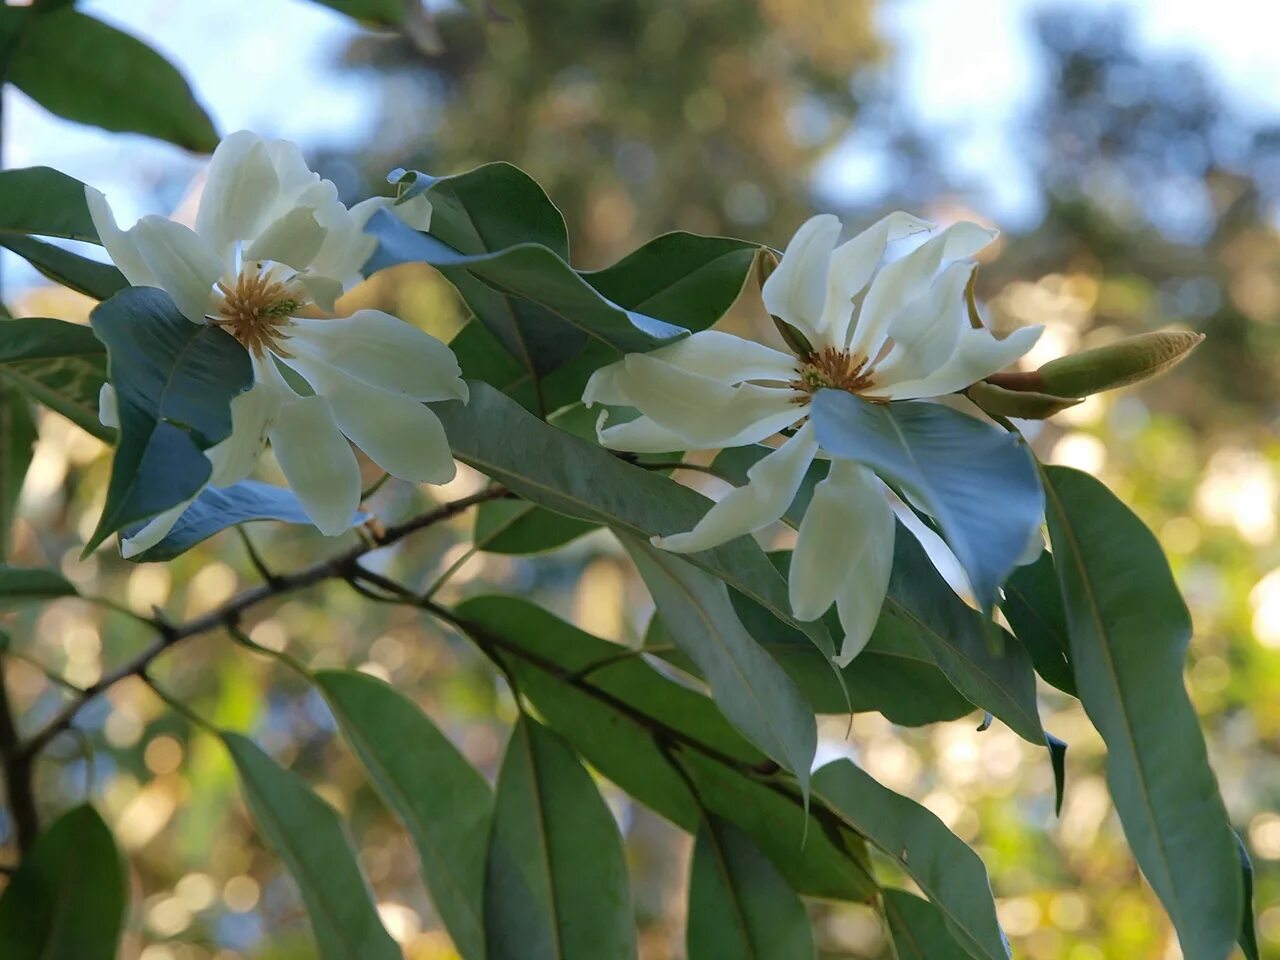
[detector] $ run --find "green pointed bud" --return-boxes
[1037,330,1204,397]
[967,381,1082,420]
[756,246,817,359]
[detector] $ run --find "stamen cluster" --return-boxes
[790,345,874,402]
[212,264,306,357]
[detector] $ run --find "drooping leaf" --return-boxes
[1042,465,1241,960]
[0,317,110,439]
[882,888,975,960]
[484,716,637,960]
[124,481,335,562]
[0,167,99,242]
[0,235,127,301]
[433,382,834,656]
[0,805,125,960]
[1002,551,1077,695]
[473,498,598,555]
[0,564,77,608]
[222,733,400,960]
[686,817,816,960]
[1236,832,1260,960]
[813,760,1010,960]
[454,596,876,903]
[811,391,1044,612]
[87,288,254,552]
[622,536,816,795]
[0,388,37,559]
[9,10,218,151]
[367,209,686,386]
[316,670,492,960]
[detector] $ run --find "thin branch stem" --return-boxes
[236,526,279,586]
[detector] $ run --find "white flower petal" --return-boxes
[297,275,345,313]
[244,206,327,271]
[849,221,997,362]
[120,498,193,559]
[582,359,630,407]
[595,411,690,452]
[307,198,377,287]
[264,137,321,205]
[881,324,1043,400]
[872,261,974,390]
[269,395,361,536]
[98,383,120,429]
[287,310,467,402]
[392,193,433,231]
[207,382,280,488]
[325,378,457,485]
[84,186,157,288]
[195,131,280,258]
[761,214,840,339]
[819,211,933,348]
[617,352,801,449]
[788,461,895,660]
[654,422,818,553]
[130,215,221,323]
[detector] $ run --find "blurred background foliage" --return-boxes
[2,1,1278,958]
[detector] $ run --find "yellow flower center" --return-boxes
[790,346,876,402]
[211,264,307,357]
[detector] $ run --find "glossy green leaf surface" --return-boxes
[484,717,637,960]
[0,166,99,242]
[1042,465,1241,960]
[473,498,598,555]
[0,388,36,559]
[883,888,975,960]
[0,317,110,439]
[1002,550,1077,695]
[0,235,127,301]
[0,805,125,960]
[0,564,77,608]
[686,817,816,960]
[223,733,400,960]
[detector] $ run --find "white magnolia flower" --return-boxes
[584,213,1043,663]
[90,131,463,557]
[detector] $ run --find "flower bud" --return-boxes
[987,329,1204,399]
[757,246,818,358]
[967,381,1082,420]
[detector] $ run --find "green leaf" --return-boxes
[811,391,1044,611]
[1002,551,1077,695]
[9,10,218,151]
[0,805,126,960]
[473,498,598,555]
[1236,832,1260,960]
[622,537,816,796]
[0,235,127,301]
[883,888,975,960]
[0,388,37,559]
[453,595,876,903]
[0,317,110,440]
[0,564,77,608]
[813,760,1010,960]
[222,733,400,960]
[316,670,491,960]
[87,288,253,552]
[123,481,328,562]
[484,716,637,960]
[433,382,834,657]
[1042,465,1241,960]
[686,817,815,960]
[0,167,99,242]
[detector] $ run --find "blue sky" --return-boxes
[6,0,1280,287]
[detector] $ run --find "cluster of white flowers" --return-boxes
[585,213,1042,662]
[93,132,1041,664]
[90,131,461,556]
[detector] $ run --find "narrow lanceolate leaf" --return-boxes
[686,818,816,960]
[473,498,598,555]
[0,317,110,440]
[433,382,834,657]
[0,565,77,608]
[811,391,1044,612]
[0,805,126,960]
[1042,465,1241,960]
[455,596,876,903]
[485,717,637,960]
[813,760,1010,960]
[1002,551,1077,696]
[623,537,816,797]
[10,10,218,151]
[0,235,127,301]
[0,167,99,242]
[0,389,37,559]
[88,288,254,552]
[316,670,492,960]
[882,888,974,960]
[1236,833,1260,960]
[222,733,400,960]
